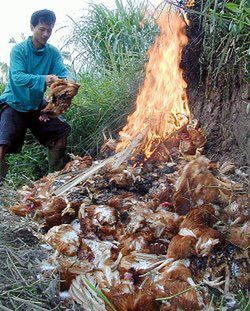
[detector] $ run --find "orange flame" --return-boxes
[116,10,190,158]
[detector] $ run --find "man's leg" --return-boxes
[0,145,8,182]
[30,113,71,173]
[47,136,67,173]
[0,106,27,182]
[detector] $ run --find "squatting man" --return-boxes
[0,9,72,183]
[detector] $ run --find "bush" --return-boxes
[66,66,144,155]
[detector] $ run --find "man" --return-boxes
[0,9,71,182]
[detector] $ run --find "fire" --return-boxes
[116,10,190,158]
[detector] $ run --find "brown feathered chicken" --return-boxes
[41,79,80,116]
[61,155,93,173]
[106,285,159,311]
[78,204,118,238]
[173,156,234,215]
[179,205,217,230]
[39,196,74,228]
[45,224,80,256]
[166,234,197,260]
[179,125,206,158]
[146,209,183,238]
[154,260,205,311]
[9,204,33,217]
[118,229,155,255]
[228,221,250,249]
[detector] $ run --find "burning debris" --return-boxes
[7,8,249,311]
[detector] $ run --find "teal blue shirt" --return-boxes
[0,36,69,112]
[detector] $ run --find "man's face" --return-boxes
[31,22,54,47]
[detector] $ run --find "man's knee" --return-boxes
[53,136,67,148]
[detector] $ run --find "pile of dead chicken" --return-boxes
[8,136,249,310]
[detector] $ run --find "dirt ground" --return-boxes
[0,195,63,310]
[188,84,250,169]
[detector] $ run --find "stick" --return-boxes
[156,283,202,301]
[54,131,146,196]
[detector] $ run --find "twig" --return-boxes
[1,279,42,296]
[156,282,202,301]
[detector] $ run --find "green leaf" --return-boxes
[226,3,241,14]
[83,277,117,311]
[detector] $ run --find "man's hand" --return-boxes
[39,114,51,122]
[45,75,58,86]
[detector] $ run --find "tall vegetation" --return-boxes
[202,0,249,83]
[62,0,157,155]
[66,69,144,155]
[192,0,249,87]
[65,0,157,72]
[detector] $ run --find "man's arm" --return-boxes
[10,47,57,90]
[10,47,46,91]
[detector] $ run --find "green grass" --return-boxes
[0,82,5,93]
[66,66,144,155]
[64,0,158,73]
[5,137,47,188]
[210,290,250,310]
[190,0,250,88]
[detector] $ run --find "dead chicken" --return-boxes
[118,229,155,255]
[173,156,235,215]
[179,125,206,158]
[100,137,118,158]
[9,203,33,217]
[45,224,80,256]
[39,196,76,228]
[228,221,250,249]
[70,273,136,311]
[78,203,118,238]
[221,194,250,225]
[61,155,93,173]
[106,285,159,311]
[145,209,183,238]
[166,234,197,260]
[41,79,80,116]
[179,204,217,229]
[154,260,206,311]
[167,205,222,259]
[108,192,139,209]
[9,195,47,218]
[194,227,222,257]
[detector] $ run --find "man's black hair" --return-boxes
[30,9,56,27]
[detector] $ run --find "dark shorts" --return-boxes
[0,104,71,154]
